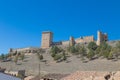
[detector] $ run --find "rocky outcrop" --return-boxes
[61,71,120,80]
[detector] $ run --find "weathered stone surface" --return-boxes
[94,77,105,80]
[41,31,108,48]
[61,71,111,80]
[112,71,120,80]
[41,31,53,49]
[96,31,108,46]
[24,76,35,80]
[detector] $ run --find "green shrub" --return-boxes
[14,55,19,64]
[67,46,77,54]
[20,53,25,61]
[0,54,5,60]
[40,54,43,60]
[87,50,95,60]
[51,52,56,57]
[54,54,62,61]
[88,42,97,51]
[63,55,67,61]
[62,51,67,61]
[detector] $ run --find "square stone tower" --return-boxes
[97,31,108,46]
[41,31,53,49]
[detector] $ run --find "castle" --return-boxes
[9,30,108,53]
[41,30,108,49]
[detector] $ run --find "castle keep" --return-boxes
[41,31,108,48]
[96,31,108,45]
[41,31,53,49]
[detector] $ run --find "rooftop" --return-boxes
[0,72,21,80]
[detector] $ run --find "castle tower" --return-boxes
[41,31,53,48]
[69,36,75,46]
[96,31,108,46]
[97,31,102,46]
[104,33,108,41]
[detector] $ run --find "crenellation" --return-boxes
[75,36,94,44]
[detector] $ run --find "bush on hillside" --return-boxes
[88,42,97,51]
[87,49,95,60]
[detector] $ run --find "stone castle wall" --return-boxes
[75,36,94,44]
[9,47,39,53]
[61,36,94,46]
[62,41,70,46]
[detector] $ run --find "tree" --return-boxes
[88,42,97,51]
[50,46,64,60]
[54,54,62,61]
[20,53,25,61]
[17,73,24,80]
[86,42,98,60]
[116,41,120,49]
[96,42,112,59]
[115,41,120,57]
[87,49,95,60]
[50,46,62,54]
[6,53,12,58]
[37,53,43,61]
[51,52,56,57]
[109,44,120,60]
[17,52,21,56]
[62,51,67,61]
[101,42,111,59]
[0,54,5,60]
[14,55,19,64]
[12,51,17,56]
[40,54,43,60]
[108,48,114,59]
[79,45,87,57]
[67,45,77,55]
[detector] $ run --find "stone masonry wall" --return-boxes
[75,36,94,44]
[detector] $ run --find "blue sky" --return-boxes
[0,0,120,53]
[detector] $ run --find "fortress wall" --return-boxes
[83,36,94,43]
[75,36,94,44]
[75,38,84,43]
[13,48,31,52]
[62,41,70,46]
[10,47,39,53]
